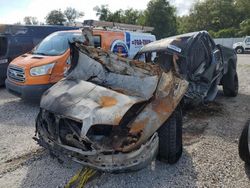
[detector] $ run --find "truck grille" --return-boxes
[8,65,25,83]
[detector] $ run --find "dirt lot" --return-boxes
[0,55,250,188]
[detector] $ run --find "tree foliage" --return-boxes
[45,10,66,25]
[93,5,111,21]
[24,16,38,25]
[239,19,250,36]
[179,0,237,32]
[94,5,145,25]
[177,0,250,37]
[64,7,84,23]
[94,1,177,39]
[94,0,250,38]
[144,0,177,39]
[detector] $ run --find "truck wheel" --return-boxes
[222,61,239,97]
[235,47,244,54]
[239,121,250,165]
[157,106,182,164]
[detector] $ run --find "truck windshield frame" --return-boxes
[32,32,84,56]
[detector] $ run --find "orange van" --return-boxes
[5,29,155,101]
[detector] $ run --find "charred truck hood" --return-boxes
[37,42,188,172]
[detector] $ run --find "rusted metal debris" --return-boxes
[36,41,188,172]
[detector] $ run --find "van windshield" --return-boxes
[33,32,84,56]
[0,36,7,57]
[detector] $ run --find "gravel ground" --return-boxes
[0,55,250,188]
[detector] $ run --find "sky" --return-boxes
[0,0,195,24]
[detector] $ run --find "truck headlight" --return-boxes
[30,63,55,76]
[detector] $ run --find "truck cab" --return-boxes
[233,36,250,54]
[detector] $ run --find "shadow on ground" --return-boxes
[84,149,197,188]
[244,164,250,180]
[15,148,198,188]
[183,91,250,145]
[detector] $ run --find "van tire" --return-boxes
[239,121,250,165]
[157,106,182,164]
[222,61,238,97]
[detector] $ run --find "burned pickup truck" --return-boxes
[35,31,238,172]
[35,41,188,172]
[134,31,238,104]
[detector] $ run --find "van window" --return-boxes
[93,35,101,48]
[0,36,7,57]
[33,32,84,56]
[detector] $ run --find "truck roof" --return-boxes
[137,31,208,57]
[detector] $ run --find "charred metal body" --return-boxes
[35,110,159,171]
[35,40,188,172]
[135,31,238,104]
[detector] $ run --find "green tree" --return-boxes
[235,0,250,20]
[211,28,240,38]
[136,11,146,26]
[93,5,111,21]
[64,7,84,23]
[177,0,250,37]
[177,16,191,34]
[94,5,146,25]
[144,0,177,39]
[45,10,66,25]
[122,9,145,25]
[239,19,250,36]
[189,0,237,32]
[24,16,38,25]
[108,9,123,23]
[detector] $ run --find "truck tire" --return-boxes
[235,47,244,54]
[222,61,238,97]
[157,106,182,164]
[239,121,250,165]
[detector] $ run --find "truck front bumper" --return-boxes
[36,131,159,173]
[5,79,53,101]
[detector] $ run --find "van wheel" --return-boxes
[235,47,244,54]
[239,121,250,165]
[222,61,239,97]
[157,106,182,164]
